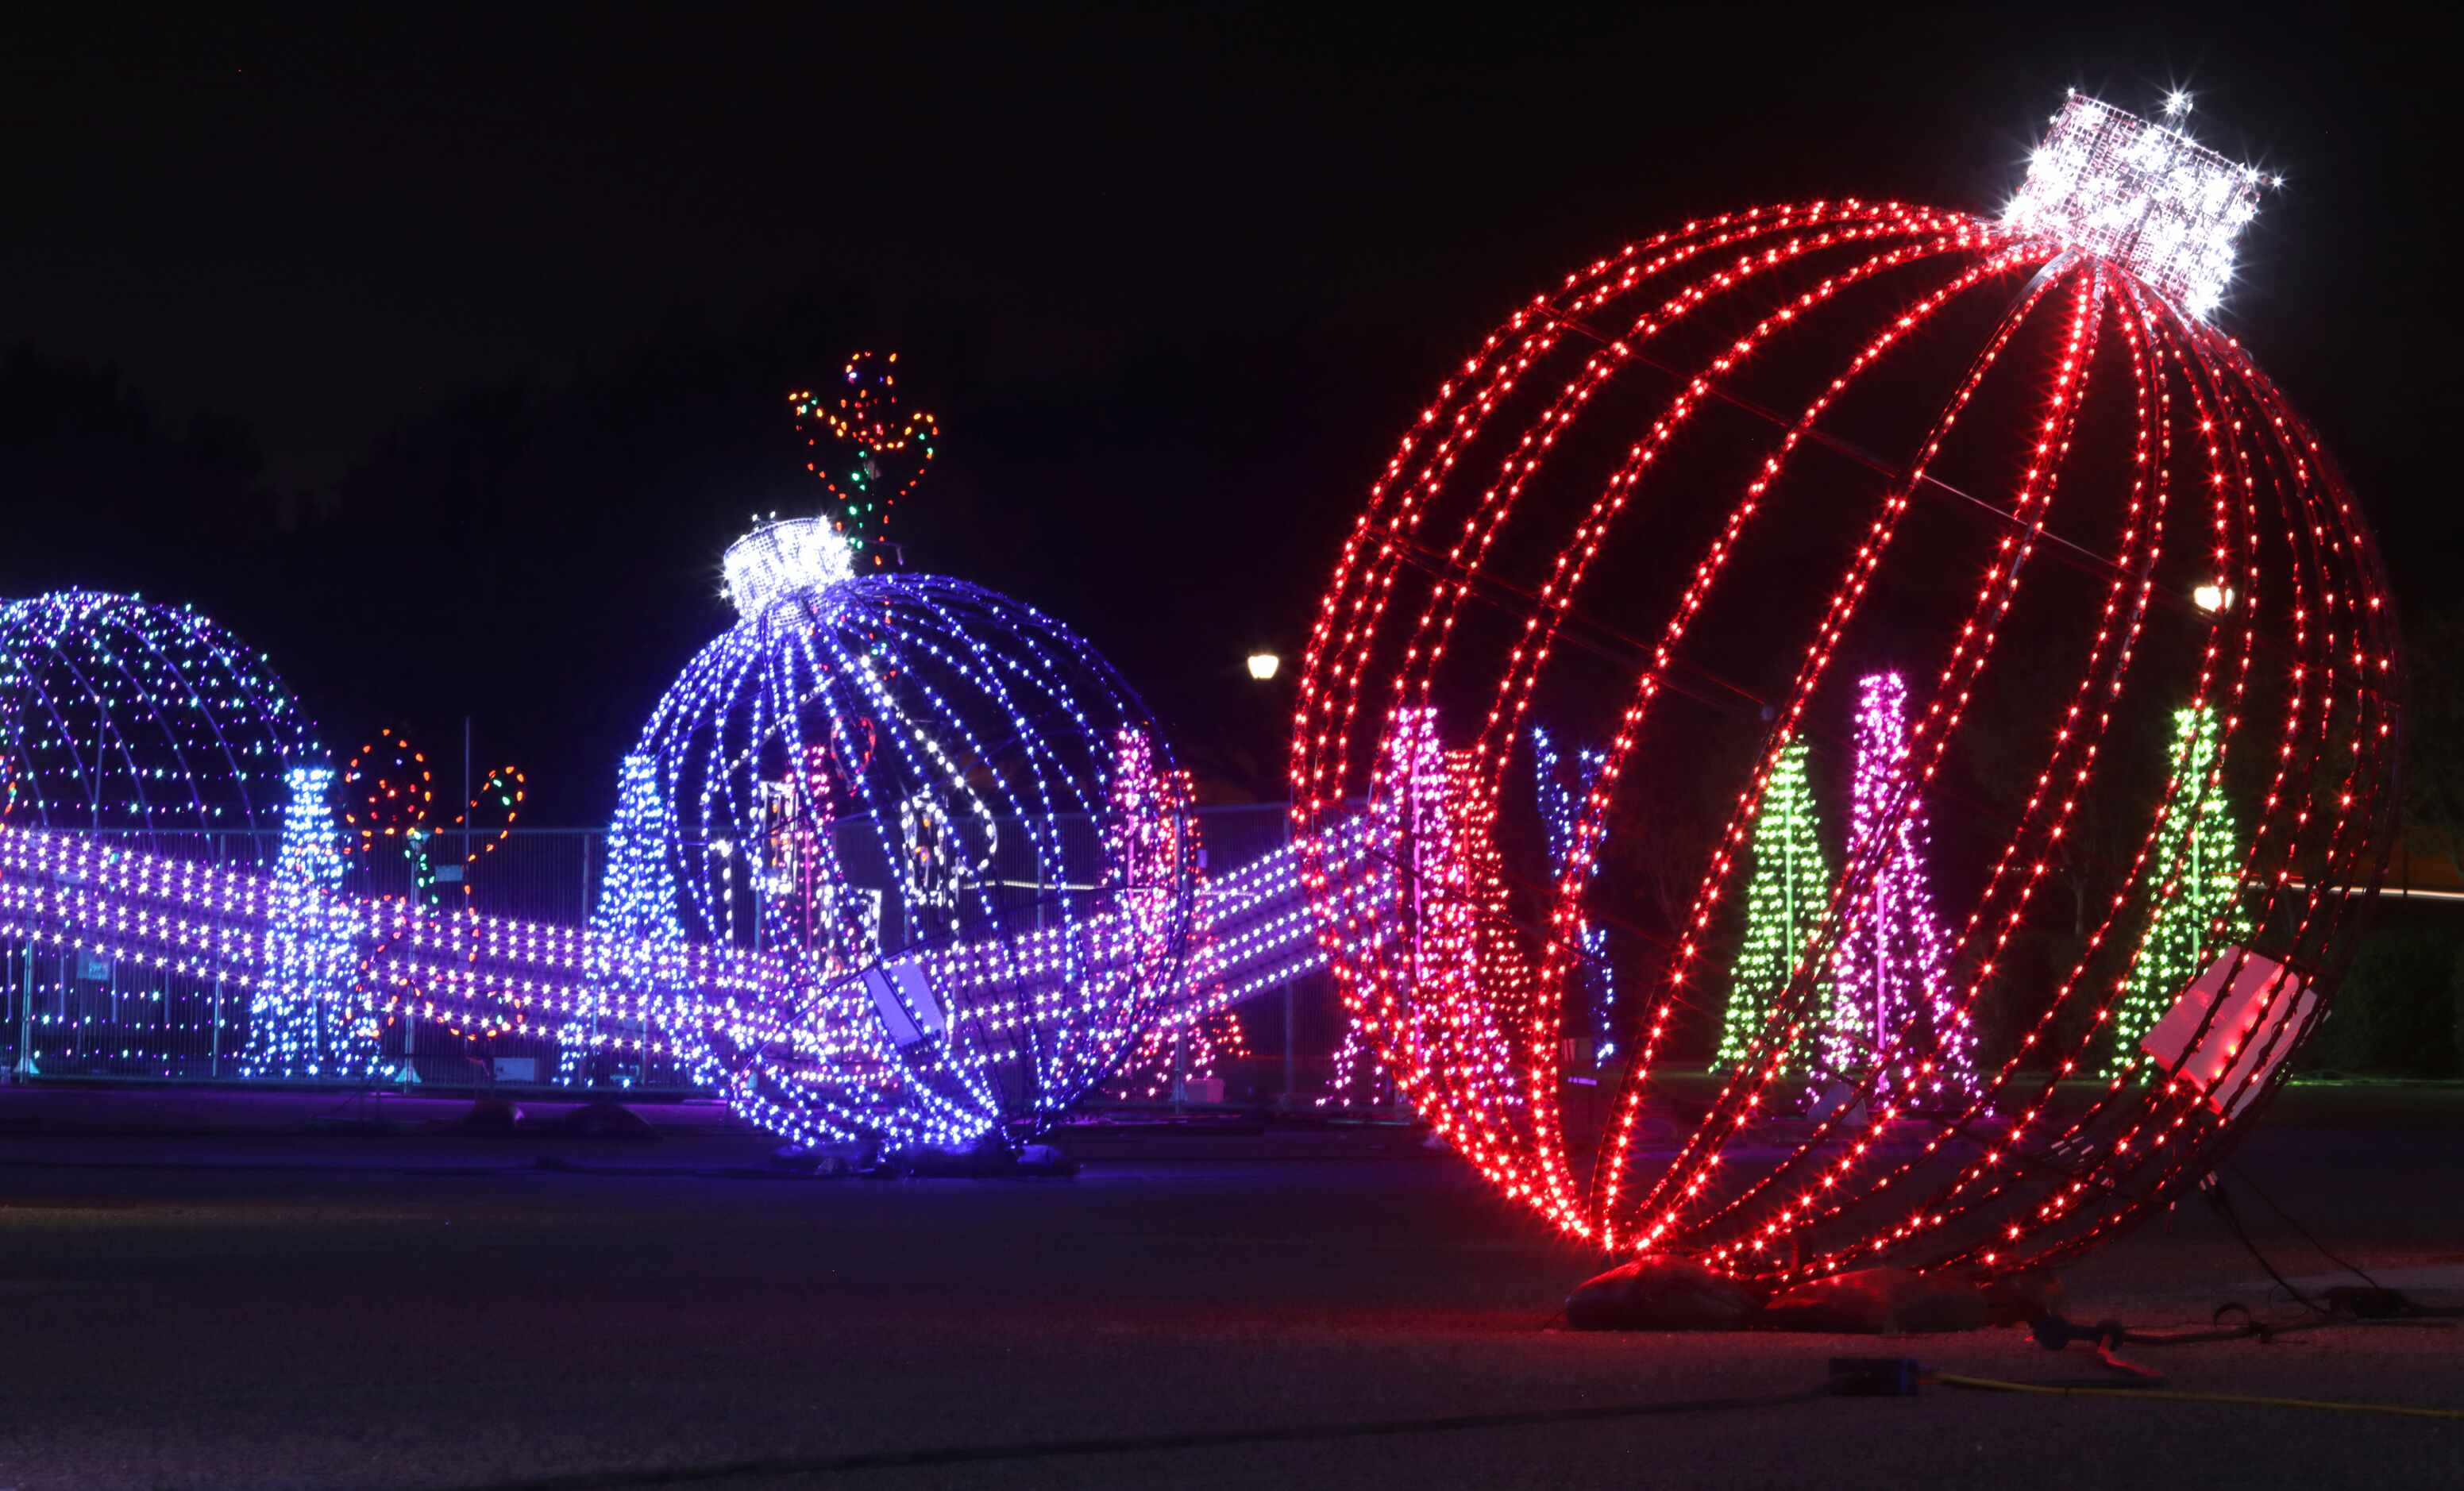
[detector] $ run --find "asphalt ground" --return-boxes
[0,1085,2458,1489]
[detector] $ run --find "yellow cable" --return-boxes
[1930,1373,2464,1422]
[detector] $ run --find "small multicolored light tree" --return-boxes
[1531,725,1618,1061]
[1108,729,1246,1103]
[1713,738,1830,1074]
[2109,703,2247,1077]
[1822,672,1978,1108]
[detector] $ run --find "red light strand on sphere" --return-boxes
[1289,178,2400,1281]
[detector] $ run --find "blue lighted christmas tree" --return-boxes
[561,753,689,1086]
[1530,725,1618,1061]
[242,766,374,1079]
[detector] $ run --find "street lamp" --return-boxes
[1239,646,1300,1106]
[2192,583,2234,615]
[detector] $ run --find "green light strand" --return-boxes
[1714,737,1831,1074]
[2109,703,2248,1077]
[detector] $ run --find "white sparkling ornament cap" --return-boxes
[2005,91,2270,320]
[723,517,856,618]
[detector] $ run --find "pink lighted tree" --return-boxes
[1820,672,1979,1112]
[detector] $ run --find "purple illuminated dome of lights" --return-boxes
[0,590,323,841]
[0,590,334,1077]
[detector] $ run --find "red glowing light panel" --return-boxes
[2141,948,2316,1120]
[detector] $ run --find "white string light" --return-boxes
[2005,91,2269,319]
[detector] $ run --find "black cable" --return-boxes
[1927,1371,2464,1421]
[300,1079,395,1128]
[449,1386,1829,1489]
[2204,1170,2464,1321]
[2198,1173,2327,1315]
[2223,1160,2384,1291]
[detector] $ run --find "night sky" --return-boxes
[3,7,2451,820]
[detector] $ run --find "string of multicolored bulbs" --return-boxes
[341,726,526,909]
[341,727,526,1058]
[789,350,940,568]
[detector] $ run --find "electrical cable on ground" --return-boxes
[2152,1172,2458,1325]
[2223,1159,2385,1290]
[1927,1370,2464,1421]
[453,1350,2464,1490]
[2200,1173,2332,1313]
[454,1386,1830,1488]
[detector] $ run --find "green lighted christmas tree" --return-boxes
[1714,737,1832,1073]
[2109,703,2248,1077]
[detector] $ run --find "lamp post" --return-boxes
[1243,649,1298,1108]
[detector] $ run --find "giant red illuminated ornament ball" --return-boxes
[1290,93,2399,1281]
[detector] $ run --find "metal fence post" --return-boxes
[1172,1024,1187,1112]
[577,830,595,1085]
[1281,802,1296,1108]
[14,943,35,1077]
